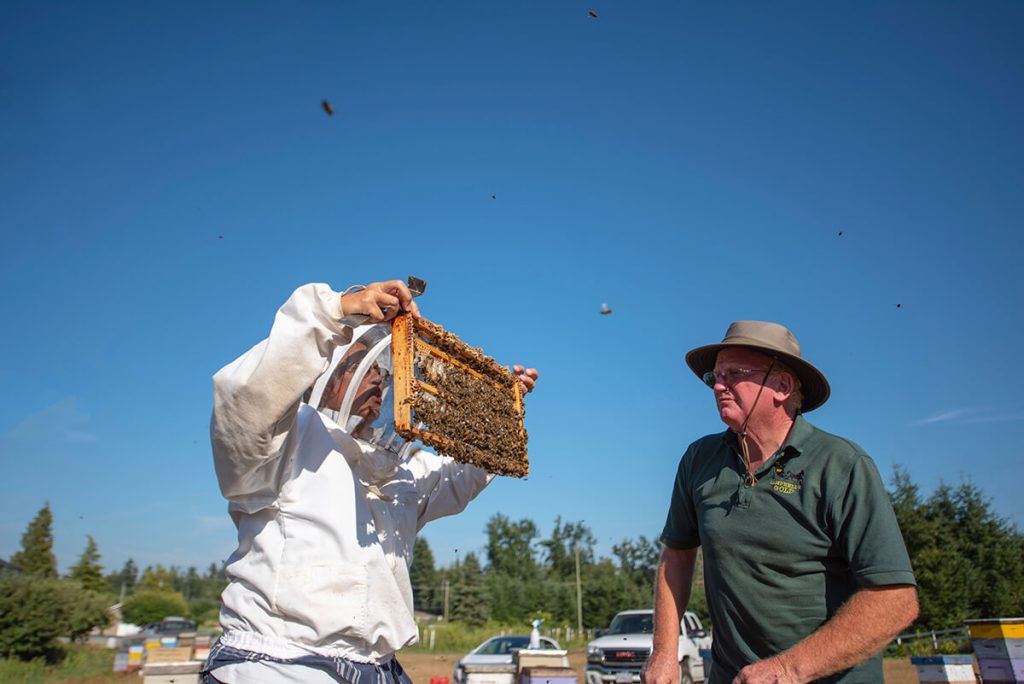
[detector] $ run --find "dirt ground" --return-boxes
[398,649,921,684]
[47,648,920,683]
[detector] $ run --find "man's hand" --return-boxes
[341,280,420,323]
[512,365,539,395]
[739,585,917,682]
[733,657,801,684]
[641,651,681,684]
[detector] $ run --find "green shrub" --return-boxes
[121,589,189,626]
[0,573,111,661]
[0,642,115,682]
[188,598,221,626]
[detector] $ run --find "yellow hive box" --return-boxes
[145,646,194,664]
[966,618,1024,640]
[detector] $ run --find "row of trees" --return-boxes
[3,470,1022,660]
[103,559,227,626]
[0,504,111,660]
[409,515,704,629]
[890,468,1024,628]
[410,469,1024,633]
[0,503,228,661]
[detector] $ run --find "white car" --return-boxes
[452,635,563,684]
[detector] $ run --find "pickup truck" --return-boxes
[585,609,711,684]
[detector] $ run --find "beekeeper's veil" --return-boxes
[307,325,413,475]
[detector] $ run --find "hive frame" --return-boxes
[392,313,528,476]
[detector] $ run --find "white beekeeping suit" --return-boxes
[208,283,493,682]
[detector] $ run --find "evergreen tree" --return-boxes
[612,535,661,590]
[208,562,228,599]
[410,537,438,613]
[890,467,1024,629]
[450,552,488,626]
[68,534,106,593]
[951,481,1024,619]
[182,566,203,601]
[486,572,525,623]
[107,558,139,597]
[540,517,595,580]
[581,559,648,628]
[11,502,57,578]
[485,513,539,580]
[139,564,175,591]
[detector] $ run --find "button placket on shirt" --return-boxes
[735,448,787,508]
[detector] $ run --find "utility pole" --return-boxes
[575,545,583,635]
[443,579,450,622]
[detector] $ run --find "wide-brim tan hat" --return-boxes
[685,320,830,413]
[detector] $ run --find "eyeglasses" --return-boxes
[701,368,772,388]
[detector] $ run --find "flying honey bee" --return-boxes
[321,100,334,116]
[600,303,613,315]
[588,9,598,18]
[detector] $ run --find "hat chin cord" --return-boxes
[737,358,776,486]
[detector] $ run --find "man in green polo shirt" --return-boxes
[642,321,918,684]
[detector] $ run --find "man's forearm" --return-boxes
[643,547,698,684]
[776,585,918,681]
[651,547,697,656]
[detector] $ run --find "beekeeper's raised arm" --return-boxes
[209,280,417,502]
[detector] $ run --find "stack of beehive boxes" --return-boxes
[909,655,975,684]
[516,649,575,684]
[141,644,201,683]
[967,618,1024,683]
[113,634,213,681]
[193,634,212,662]
[113,639,145,671]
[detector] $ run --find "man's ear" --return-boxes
[774,371,795,404]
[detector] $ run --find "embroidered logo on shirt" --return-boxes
[769,466,804,495]
[769,479,801,495]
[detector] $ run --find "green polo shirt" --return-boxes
[661,415,915,683]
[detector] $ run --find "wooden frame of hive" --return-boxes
[392,313,529,477]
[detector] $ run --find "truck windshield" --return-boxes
[606,614,654,635]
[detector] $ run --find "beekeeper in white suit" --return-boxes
[204,279,539,684]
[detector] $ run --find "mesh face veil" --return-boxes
[307,325,412,458]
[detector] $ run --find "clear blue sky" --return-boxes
[2,1,1022,576]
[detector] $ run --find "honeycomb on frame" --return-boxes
[391,314,528,477]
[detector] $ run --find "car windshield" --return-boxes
[606,613,654,635]
[476,636,531,655]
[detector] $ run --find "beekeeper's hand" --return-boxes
[341,280,420,322]
[512,365,539,395]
